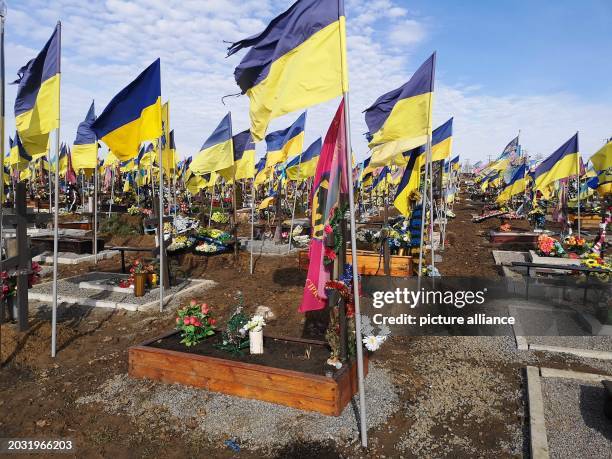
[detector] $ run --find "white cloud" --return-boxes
[387,20,427,46]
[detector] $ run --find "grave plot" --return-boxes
[29,272,216,311]
[527,367,612,458]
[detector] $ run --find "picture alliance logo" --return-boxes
[372,288,488,309]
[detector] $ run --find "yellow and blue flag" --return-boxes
[190,113,234,174]
[72,101,98,171]
[496,164,527,203]
[366,53,435,167]
[254,156,271,186]
[220,129,256,182]
[431,117,452,162]
[534,133,580,192]
[9,133,32,169]
[13,25,60,158]
[286,137,321,181]
[589,138,611,173]
[227,0,347,142]
[393,150,421,215]
[91,59,162,161]
[265,112,306,169]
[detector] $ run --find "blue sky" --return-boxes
[4,0,612,165]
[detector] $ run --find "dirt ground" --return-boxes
[0,194,609,458]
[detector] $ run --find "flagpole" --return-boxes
[417,137,431,277]
[51,21,61,358]
[228,112,238,260]
[250,179,255,274]
[158,135,164,312]
[576,131,581,238]
[93,145,98,264]
[0,1,5,261]
[287,149,304,253]
[337,0,367,446]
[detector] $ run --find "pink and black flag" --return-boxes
[299,100,348,313]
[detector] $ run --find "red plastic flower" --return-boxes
[325,247,337,260]
[324,224,333,234]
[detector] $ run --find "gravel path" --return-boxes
[541,377,612,459]
[395,336,527,457]
[76,364,399,452]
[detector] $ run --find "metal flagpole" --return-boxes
[0,1,6,260]
[287,149,304,253]
[158,137,164,312]
[429,151,435,271]
[417,51,436,277]
[337,0,367,446]
[250,179,255,274]
[342,93,368,448]
[108,166,114,216]
[417,138,431,277]
[93,147,98,264]
[51,21,61,358]
[576,131,581,238]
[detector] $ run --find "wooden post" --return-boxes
[15,183,29,331]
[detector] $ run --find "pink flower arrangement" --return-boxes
[324,224,333,235]
[176,300,216,346]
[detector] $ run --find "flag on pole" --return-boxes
[589,139,611,172]
[219,129,256,181]
[9,133,32,168]
[190,113,234,174]
[300,100,348,313]
[496,164,527,203]
[91,59,162,161]
[265,112,306,169]
[393,151,421,215]
[365,53,435,167]
[431,117,452,162]
[534,133,580,192]
[286,138,322,181]
[226,0,347,141]
[72,101,98,171]
[13,25,60,158]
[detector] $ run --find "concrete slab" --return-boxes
[526,366,550,459]
[29,272,216,311]
[33,250,119,265]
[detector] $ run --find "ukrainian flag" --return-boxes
[161,129,178,174]
[13,25,60,158]
[91,59,162,161]
[254,156,271,186]
[258,190,277,210]
[366,53,435,167]
[265,112,306,169]
[534,133,580,192]
[186,173,207,195]
[9,133,32,169]
[372,166,390,194]
[496,164,527,203]
[431,118,453,162]
[190,113,234,174]
[72,101,98,172]
[450,155,460,170]
[286,138,321,181]
[220,129,256,182]
[393,150,422,215]
[227,0,347,141]
[590,139,611,173]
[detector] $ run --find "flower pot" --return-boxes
[134,273,146,297]
[249,329,264,355]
